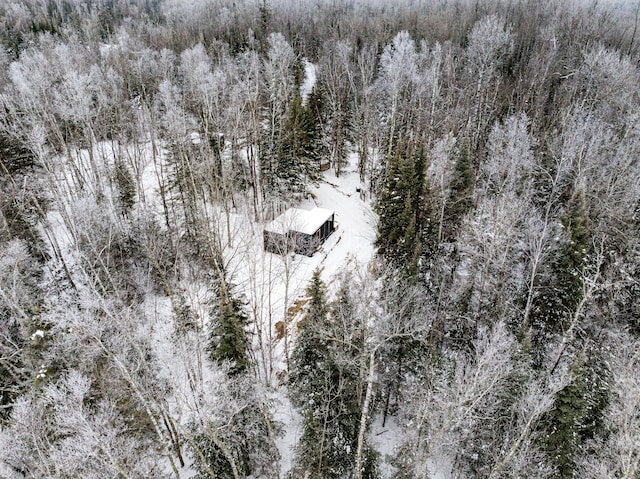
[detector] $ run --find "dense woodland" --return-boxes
[0,0,639,477]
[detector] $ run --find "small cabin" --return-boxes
[264,207,335,256]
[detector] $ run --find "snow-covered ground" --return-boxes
[214,152,377,475]
[300,58,317,105]
[128,135,378,475]
[369,413,452,479]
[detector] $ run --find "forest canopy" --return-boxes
[0,0,639,478]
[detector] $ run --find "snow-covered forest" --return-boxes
[0,0,639,477]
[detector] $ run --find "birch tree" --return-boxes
[262,32,297,203]
[452,114,536,331]
[464,15,514,152]
[317,40,353,176]
[376,31,419,159]
[575,331,640,479]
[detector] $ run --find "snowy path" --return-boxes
[305,171,376,282]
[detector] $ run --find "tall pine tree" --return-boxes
[192,277,279,479]
[375,145,425,279]
[288,270,373,478]
[208,279,250,376]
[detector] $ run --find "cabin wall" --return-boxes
[290,231,317,256]
[318,215,334,241]
[264,231,288,254]
[264,214,335,256]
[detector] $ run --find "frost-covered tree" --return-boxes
[351,43,378,183]
[0,239,45,417]
[451,114,536,331]
[393,322,519,477]
[0,370,161,479]
[288,270,372,478]
[540,342,610,478]
[261,32,298,201]
[317,40,353,176]
[423,132,457,250]
[373,270,431,427]
[464,15,514,152]
[574,44,639,125]
[376,31,419,158]
[575,330,640,479]
[189,373,280,479]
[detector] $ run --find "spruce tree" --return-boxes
[276,95,306,196]
[289,270,330,407]
[442,139,474,242]
[540,346,610,478]
[114,158,136,215]
[208,280,250,376]
[194,279,279,479]
[276,94,324,197]
[304,87,327,182]
[527,193,609,478]
[374,146,425,279]
[288,270,370,478]
[529,193,590,367]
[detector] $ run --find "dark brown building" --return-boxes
[264,207,335,256]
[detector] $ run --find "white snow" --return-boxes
[368,415,404,477]
[69,133,377,476]
[35,131,451,478]
[300,58,317,105]
[30,330,45,341]
[369,414,453,478]
[190,131,201,144]
[309,156,377,272]
[264,207,334,235]
[272,394,303,474]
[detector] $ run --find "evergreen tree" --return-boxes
[288,270,370,478]
[289,270,330,407]
[375,146,425,279]
[113,158,136,215]
[275,92,326,198]
[0,133,48,261]
[524,191,606,478]
[0,133,36,175]
[540,345,610,478]
[208,280,250,376]
[277,96,311,196]
[442,140,475,242]
[256,0,272,49]
[529,193,590,366]
[194,278,279,479]
[304,87,328,182]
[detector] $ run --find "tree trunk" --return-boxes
[355,350,375,479]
